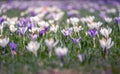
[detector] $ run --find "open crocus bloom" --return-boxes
[99,37,114,51]
[26,41,40,56]
[50,24,59,33]
[72,37,82,44]
[55,47,68,66]
[9,25,17,33]
[9,41,17,56]
[0,37,9,48]
[100,27,112,38]
[80,16,95,23]
[45,38,58,50]
[55,47,68,58]
[104,17,112,23]
[87,21,102,30]
[45,38,58,57]
[67,17,79,25]
[87,29,97,38]
[73,25,83,32]
[61,28,73,36]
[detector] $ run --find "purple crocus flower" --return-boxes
[39,29,46,36]
[30,11,36,16]
[114,17,120,24]
[27,23,34,30]
[72,37,82,44]
[9,41,17,56]
[0,17,4,24]
[29,34,38,41]
[25,17,31,23]
[61,28,73,36]
[87,29,97,38]
[9,41,17,51]
[39,27,49,36]
[44,26,49,31]
[17,27,27,35]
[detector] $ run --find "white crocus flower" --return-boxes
[9,25,17,33]
[29,27,38,34]
[55,47,68,66]
[30,16,40,23]
[81,16,95,23]
[45,38,58,57]
[38,21,49,27]
[99,37,114,51]
[0,37,9,48]
[26,41,40,56]
[55,47,68,58]
[104,17,112,23]
[100,27,112,38]
[73,25,83,32]
[67,17,79,25]
[50,24,59,33]
[87,21,102,30]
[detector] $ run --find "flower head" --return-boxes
[0,17,4,24]
[100,27,112,38]
[26,41,40,56]
[9,41,17,51]
[87,21,102,30]
[29,34,38,41]
[99,37,114,50]
[55,47,68,58]
[87,29,97,38]
[78,54,83,62]
[9,41,17,56]
[104,17,112,23]
[61,28,72,36]
[72,37,82,44]
[45,38,58,50]
[9,25,17,33]
[114,17,120,24]
[0,37,9,48]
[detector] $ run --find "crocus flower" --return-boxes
[78,54,83,62]
[9,41,17,56]
[50,24,59,33]
[87,29,97,38]
[61,28,73,36]
[114,17,120,24]
[17,27,28,35]
[87,21,102,30]
[45,38,58,57]
[39,29,46,36]
[0,37,9,48]
[0,17,4,24]
[67,17,79,25]
[100,27,112,39]
[38,27,49,36]
[55,47,68,66]
[29,34,38,41]
[72,37,82,44]
[80,16,95,23]
[104,17,112,23]
[29,27,38,34]
[99,37,114,54]
[9,25,17,33]
[26,41,40,56]
[73,25,83,32]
